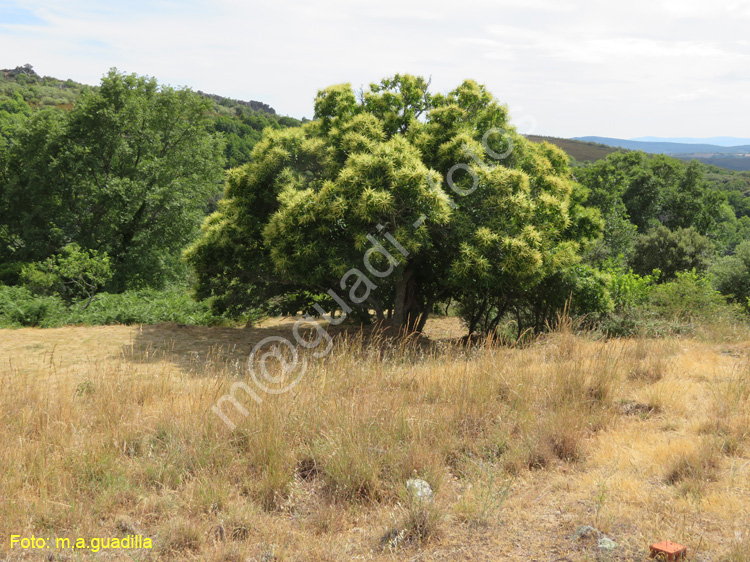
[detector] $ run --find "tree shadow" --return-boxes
[121,316,468,377]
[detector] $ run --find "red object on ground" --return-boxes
[650,541,687,560]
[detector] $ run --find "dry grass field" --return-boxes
[1,317,750,561]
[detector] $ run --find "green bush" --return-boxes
[66,289,222,326]
[630,225,715,281]
[0,286,226,328]
[601,270,738,337]
[20,243,112,302]
[648,270,728,321]
[604,263,659,311]
[471,264,614,336]
[0,285,66,327]
[711,240,750,310]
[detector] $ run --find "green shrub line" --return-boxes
[1,266,745,338]
[0,285,227,328]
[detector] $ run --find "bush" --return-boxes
[711,240,750,310]
[604,263,658,311]
[461,264,613,336]
[20,243,112,302]
[600,270,738,337]
[0,285,66,327]
[0,285,225,328]
[517,264,614,332]
[649,270,728,321]
[630,225,715,281]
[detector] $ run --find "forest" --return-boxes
[2,65,750,336]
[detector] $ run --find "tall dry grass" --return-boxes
[0,321,749,560]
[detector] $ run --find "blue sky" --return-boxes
[1,0,748,138]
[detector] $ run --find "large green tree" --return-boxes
[0,69,225,289]
[578,151,725,237]
[629,224,715,281]
[186,75,602,331]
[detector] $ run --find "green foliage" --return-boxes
[604,263,659,311]
[208,110,301,169]
[0,91,32,141]
[577,151,726,237]
[64,288,222,326]
[186,75,602,331]
[1,69,226,290]
[705,167,750,218]
[520,264,613,331]
[0,66,86,110]
[630,225,715,281]
[20,243,112,302]
[0,285,223,328]
[711,241,750,309]
[575,152,750,266]
[600,270,737,338]
[648,270,727,321]
[0,285,66,327]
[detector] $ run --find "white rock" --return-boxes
[406,478,433,501]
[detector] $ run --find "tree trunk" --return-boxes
[367,296,385,322]
[392,267,427,333]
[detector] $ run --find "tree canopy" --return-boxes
[0,69,226,290]
[186,75,602,331]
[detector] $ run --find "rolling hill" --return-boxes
[0,64,301,168]
[524,135,620,162]
[573,136,750,171]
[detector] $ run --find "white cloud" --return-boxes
[670,89,721,103]
[661,0,750,19]
[0,0,748,138]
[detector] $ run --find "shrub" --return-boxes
[0,285,225,327]
[630,225,715,281]
[461,264,613,336]
[604,263,658,311]
[20,243,112,303]
[711,240,750,310]
[0,285,66,327]
[649,270,728,321]
[66,288,223,326]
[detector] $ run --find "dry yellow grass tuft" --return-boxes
[1,319,749,560]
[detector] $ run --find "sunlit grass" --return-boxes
[1,319,749,560]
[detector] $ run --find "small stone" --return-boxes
[572,525,601,540]
[598,537,617,551]
[406,478,433,501]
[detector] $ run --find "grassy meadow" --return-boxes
[1,317,750,561]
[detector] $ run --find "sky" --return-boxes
[1,0,748,138]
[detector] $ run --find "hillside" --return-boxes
[575,136,750,155]
[0,64,88,108]
[575,136,750,171]
[525,135,621,162]
[0,64,301,168]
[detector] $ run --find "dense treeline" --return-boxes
[0,67,301,326]
[1,67,750,333]
[0,65,302,172]
[1,69,226,290]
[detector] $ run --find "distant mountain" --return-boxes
[631,136,750,147]
[568,136,750,171]
[573,136,750,155]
